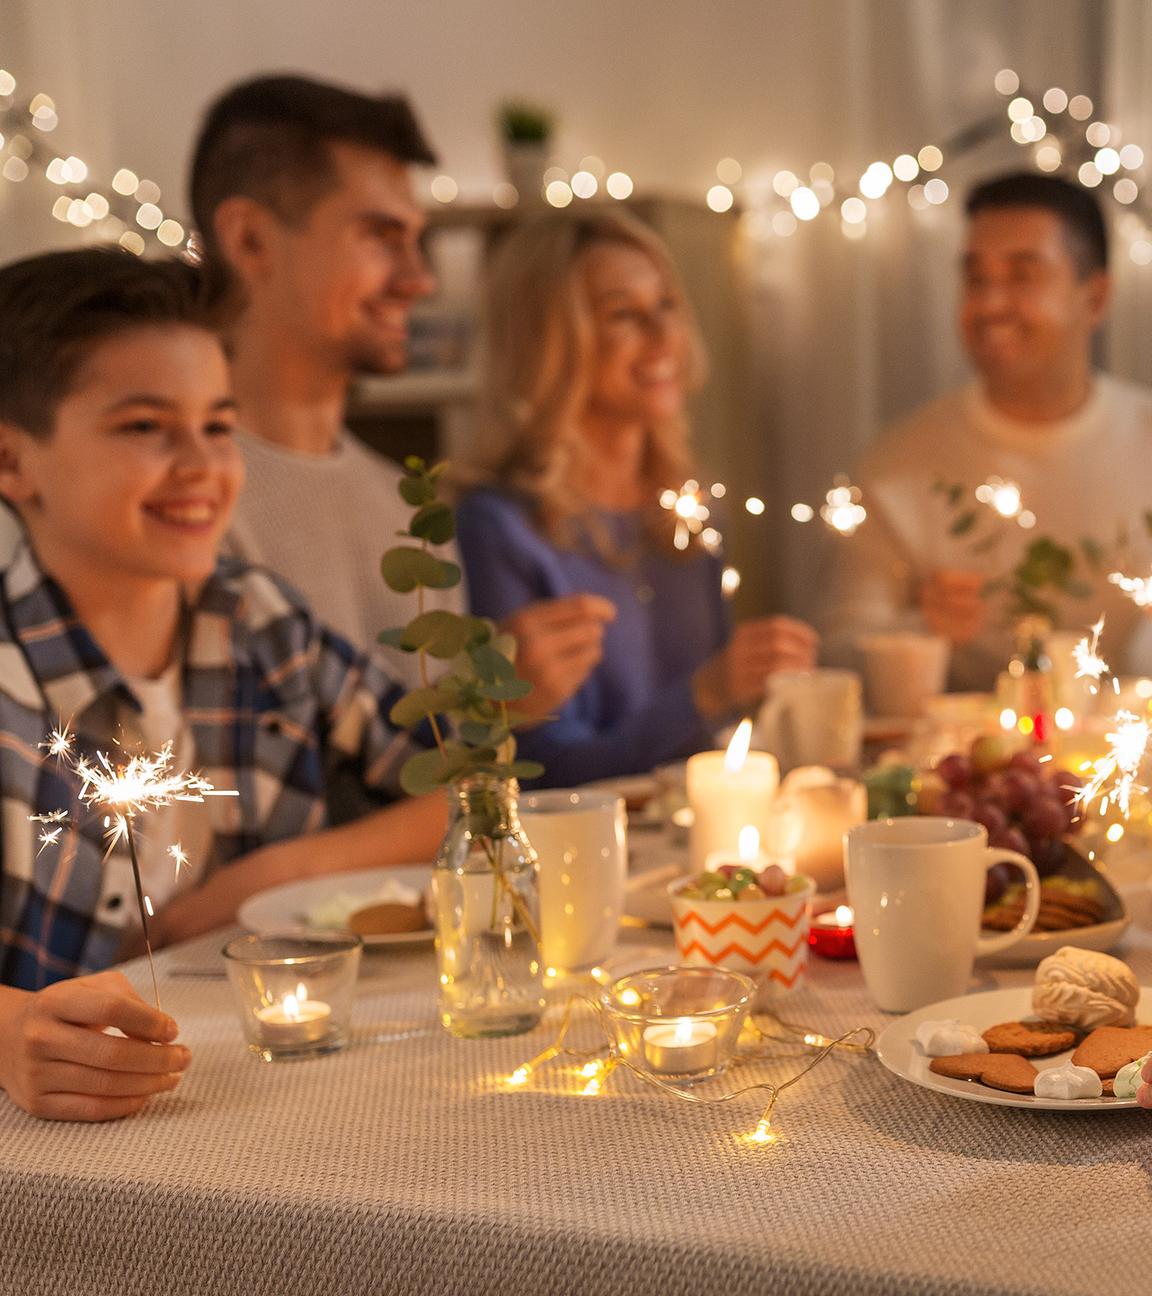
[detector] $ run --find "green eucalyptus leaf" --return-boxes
[1080,537,1104,570]
[503,759,545,781]
[399,747,464,796]
[476,677,533,701]
[1064,580,1093,600]
[470,641,517,683]
[400,610,488,658]
[403,455,427,472]
[948,510,977,537]
[409,502,455,544]
[946,483,964,507]
[390,685,461,729]
[377,626,413,649]
[381,547,461,592]
[399,475,435,507]
[457,720,498,746]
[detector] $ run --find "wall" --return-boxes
[0,0,1111,620]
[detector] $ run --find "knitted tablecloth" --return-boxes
[3,890,1152,1296]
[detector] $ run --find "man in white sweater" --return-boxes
[187,75,612,703]
[826,172,1152,690]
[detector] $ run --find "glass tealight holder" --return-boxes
[602,965,755,1085]
[223,932,362,1062]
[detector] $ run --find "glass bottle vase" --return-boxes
[432,775,545,1038]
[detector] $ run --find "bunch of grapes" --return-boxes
[919,736,1084,898]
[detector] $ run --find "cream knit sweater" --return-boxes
[823,375,1152,690]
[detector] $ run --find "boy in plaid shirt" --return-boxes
[0,248,444,1121]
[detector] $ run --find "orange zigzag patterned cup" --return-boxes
[669,877,815,995]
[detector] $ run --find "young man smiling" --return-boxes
[189,76,613,735]
[827,172,1152,689]
[0,249,443,1121]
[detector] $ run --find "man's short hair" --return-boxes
[189,74,436,264]
[965,172,1109,276]
[0,247,206,438]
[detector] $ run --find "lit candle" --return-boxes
[704,824,782,875]
[808,905,856,960]
[641,1017,719,1077]
[254,984,332,1047]
[688,721,779,871]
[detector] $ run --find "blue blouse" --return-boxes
[456,488,728,786]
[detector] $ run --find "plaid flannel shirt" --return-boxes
[0,543,416,990]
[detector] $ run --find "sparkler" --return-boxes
[1074,710,1151,819]
[33,725,237,1008]
[790,477,868,536]
[1072,617,1109,689]
[658,479,722,553]
[1108,569,1152,608]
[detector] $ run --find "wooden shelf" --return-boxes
[349,368,477,413]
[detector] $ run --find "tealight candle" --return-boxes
[254,987,332,1047]
[642,1017,719,1077]
[704,824,788,877]
[688,721,779,871]
[809,905,857,960]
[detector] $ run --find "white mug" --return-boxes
[845,817,1040,1012]
[519,790,627,974]
[858,633,949,719]
[756,669,862,773]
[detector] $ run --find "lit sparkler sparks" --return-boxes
[1074,710,1151,819]
[1072,617,1109,688]
[820,480,867,536]
[32,724,237,1008]
[659,479,722,552]
[1108,568,1152,608]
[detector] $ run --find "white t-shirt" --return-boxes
[823,374,1152,689]
[225,431,465,689]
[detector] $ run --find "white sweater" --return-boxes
[226,431,464,689]
[823,375,1152,689]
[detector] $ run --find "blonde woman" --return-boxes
[457,210,817,785]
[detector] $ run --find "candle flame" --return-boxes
[724,719,753,773]
[835,905,854,927]
[673,1017,694,1045]
[738,824,760,863]
[283,992,301,1022]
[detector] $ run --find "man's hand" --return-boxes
[694,616,819,719]
[919,569,987,645]
[0,971,189,1122]
[502,594,617,721]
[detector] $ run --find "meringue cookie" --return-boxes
[1034,1061,1103,1101]
[915,1019,989,1057]
[1113,1051,1152,1101]
[1032,946,1139,1029]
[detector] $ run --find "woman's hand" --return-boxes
[918,569,986,645]
[693,616,819,719]
[1139,1055,1152,1109]
[0,971,189,1122]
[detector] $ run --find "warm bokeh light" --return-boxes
[790,186,820,220]
[706,184,734,213]
[716,156,742,184]
[605,171,633,200]
[430,175,458,203]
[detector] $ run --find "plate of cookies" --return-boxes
[239,865,434,947]
[876,947,1152,1110]
[978,846,1130,967]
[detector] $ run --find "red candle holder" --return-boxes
[808,907,857,960]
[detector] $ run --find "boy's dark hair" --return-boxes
[189,74,436,268]
[0,247,208,438]
[965,171,1109,276]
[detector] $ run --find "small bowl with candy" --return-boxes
[669,863,815,997]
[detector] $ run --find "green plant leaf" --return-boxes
[381,547,461,592]
[399,610,488,658]
[457,720,499,746]
[1064,580,1093,600]
[469,642,517,683]
[948,510,977,537]
[403,455,427,472]
[377,626,413,649]
[1080,537,1104,570]
[409,502,455,544]
[399,747,466,796]
[476,678,533,701]
[399,476,435,507]
[502,759,545,781]
[390,685,461,729]
[946,483,964,507]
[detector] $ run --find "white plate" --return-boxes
[238,865,434,948]
[875,986,1149,1110]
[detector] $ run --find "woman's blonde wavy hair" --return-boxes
[462,209,708,557]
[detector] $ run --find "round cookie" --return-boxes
[982,1020,1078,1057]
[929,1052,1039,1094]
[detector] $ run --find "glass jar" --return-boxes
[433,775,545,1038]
[998,615,1055,743]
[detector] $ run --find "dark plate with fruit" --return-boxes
[915,738,1131,966]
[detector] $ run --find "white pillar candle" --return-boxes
[641,1018,719,1076]
[688,721,779,871]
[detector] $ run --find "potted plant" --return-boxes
[497,99,554,202]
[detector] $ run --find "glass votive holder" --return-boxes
[222,932,362,1062]
[602,965,755,1084]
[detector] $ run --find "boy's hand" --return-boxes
[501,594,616,721]
[0,970,189,1122]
